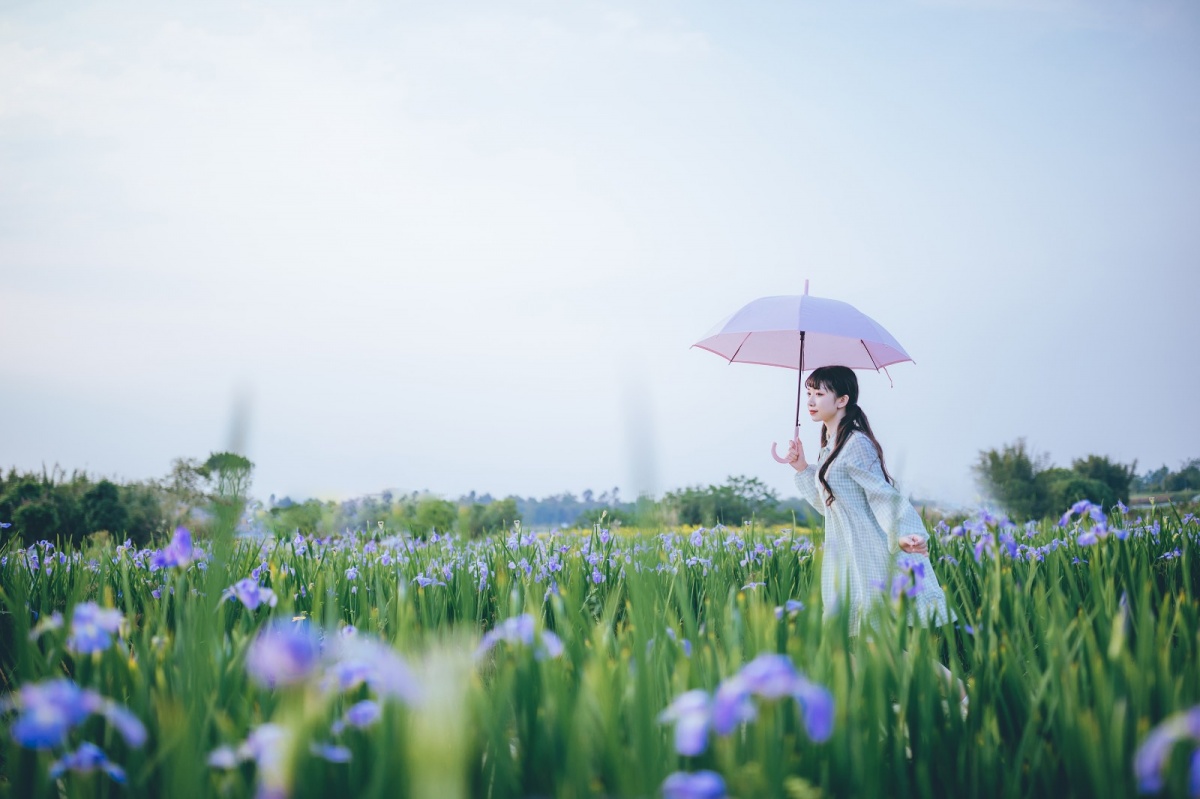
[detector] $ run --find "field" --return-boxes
[1,502,1198,799]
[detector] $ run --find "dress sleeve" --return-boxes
[843,434,927,553]
[793,465,824,516]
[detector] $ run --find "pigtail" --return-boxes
[817,403,893,506]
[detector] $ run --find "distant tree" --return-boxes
[268,499,327,536]
[973,439,1051,521]
[576,506,636,528]
[1133,465,1170,494]
[13,499,59,542]
[664,475,783,527]
[410,496,458,537]
[121,482,167,546]
[1164,459,1200,493]
[83,479,128,535]
[200,452,253,500]
[1070,455,1136,505]
[463,497,520,538]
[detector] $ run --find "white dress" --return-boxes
[794,430,951,634]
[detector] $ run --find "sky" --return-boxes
[2,0,1198,509]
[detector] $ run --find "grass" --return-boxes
[0,503,1197,798]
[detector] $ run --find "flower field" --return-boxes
[1,502,1198,798]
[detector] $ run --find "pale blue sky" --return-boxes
[2,0,1197,508]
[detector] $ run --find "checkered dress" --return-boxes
[794,430,951,634]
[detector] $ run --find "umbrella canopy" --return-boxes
[692,285,913,463]
[691,293,911,372]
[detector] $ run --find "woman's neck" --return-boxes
[824,411,846,445]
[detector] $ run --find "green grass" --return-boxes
[0,506,1197,798]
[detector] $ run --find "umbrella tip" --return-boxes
[803,279,809,295]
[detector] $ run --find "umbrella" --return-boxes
[691,281,913,463]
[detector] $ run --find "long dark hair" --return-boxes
[807,365,892,505]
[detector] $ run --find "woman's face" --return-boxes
[806,382,847,426]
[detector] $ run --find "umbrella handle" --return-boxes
[770,442,792,464]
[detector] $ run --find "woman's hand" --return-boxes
[898,535,928,556]
[784,437,808,472]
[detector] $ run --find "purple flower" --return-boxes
[245,622,322,688]
[6,678,145,750]
[224,578,278,611]
[209,723,292,798]
[711,676,755,735]
[8,680,95,748]
[327,636,420,704]
[1059,499,1107,529]
[540,630,565,659]
[792,679,835,742]
[475,614,564,661]
[103,702,148,747]
[67,602,124,655]
[311,742,352,763]
[739,654,798,700]
[342,700,381,729]
[658,690,711,756]
[345,566,359,581]
[48,742,127,782]
[207,745,239,769]
[28,610,64,642]
[1134,706,1200,794]
[662,770,726,799]
[150,527,194,569]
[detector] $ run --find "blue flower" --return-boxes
[245,622,322,688]
[792,679,835,742]
[310,742,352,763]
[6,678,145,750]
[342,700,381,729]
[475,613,564,661]
[8,680,95,748]
[67,602,124,655]
[662,770,726,799]
[223,578,278,611]
[739,654,799,700]
[1134,705,1200,794]
[327,635,420,703]
[711,676,754,735]
[150,527,194,569]
[48,742,127,782]
[657,690,711,756]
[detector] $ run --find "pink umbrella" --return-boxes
[692,281,913,463]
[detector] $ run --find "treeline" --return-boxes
[265,475,820,538]
[1,457,824,546]
[973,439,1200,521]
[0,453,253,548]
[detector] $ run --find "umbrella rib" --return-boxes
[860,339,882,371]
[727,333,751,364]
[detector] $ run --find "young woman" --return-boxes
[782,365,951,635]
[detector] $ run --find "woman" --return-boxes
[783,365,951,635]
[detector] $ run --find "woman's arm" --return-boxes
[792,465,824,516]
[843,434,928,553]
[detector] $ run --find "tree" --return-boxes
[1164,459,1200,493]
[410,496,458,537]
[973,439,1051,521]
[664,476,783,527]
[1070,455,1136,505]
[463,497,520,538]
[82,479,129,536]
[199,452,253,500]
